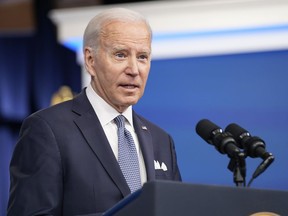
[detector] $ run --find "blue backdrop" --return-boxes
[135,50,288,190]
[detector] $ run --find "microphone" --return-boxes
[225,123,273,160]
[195,119,244,159]
[225,123,275,186]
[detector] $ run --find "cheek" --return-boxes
[141,67,150,83]
[100,72,118,89]
[96,60,118,84]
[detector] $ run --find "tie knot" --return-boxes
[114,115,125,129]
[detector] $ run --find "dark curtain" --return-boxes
[0,1,81,214]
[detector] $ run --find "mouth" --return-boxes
[119,84,139,89]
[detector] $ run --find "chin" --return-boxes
[123,98,139,106]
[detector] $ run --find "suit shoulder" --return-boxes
[33,99,74,117]
[28,90,87,120]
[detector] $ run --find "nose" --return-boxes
[125,57,139,76]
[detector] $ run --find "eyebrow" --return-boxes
[112,46,151,55]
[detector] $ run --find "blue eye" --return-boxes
[115,53,125,58]
[138,55,148,60]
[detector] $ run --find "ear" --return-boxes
[84,47,96,76]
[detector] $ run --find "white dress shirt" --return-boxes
[86,84,147,186]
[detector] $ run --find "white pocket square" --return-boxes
[154,160,168,171]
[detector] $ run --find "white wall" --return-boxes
[49,0,288,86]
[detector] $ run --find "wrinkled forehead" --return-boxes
[99,20,152,47]
[101,20,151,37]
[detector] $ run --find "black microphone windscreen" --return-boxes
[195,119,221,142]
[225,123,248,140]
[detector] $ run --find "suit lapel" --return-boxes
[71,91,130,197]
[133,113,156,182]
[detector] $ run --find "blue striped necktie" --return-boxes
[114,115,141,193]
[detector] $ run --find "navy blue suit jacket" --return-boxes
[8,90,181,216]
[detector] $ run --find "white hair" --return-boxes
[83,8,152,52]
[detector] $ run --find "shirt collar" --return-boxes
[86,84,134,127]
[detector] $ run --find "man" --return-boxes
[8,8,181,216]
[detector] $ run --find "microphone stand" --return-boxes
[228,152,246,187]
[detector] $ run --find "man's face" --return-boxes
[85,20,151,113]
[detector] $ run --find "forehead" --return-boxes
[100,20,151,48]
